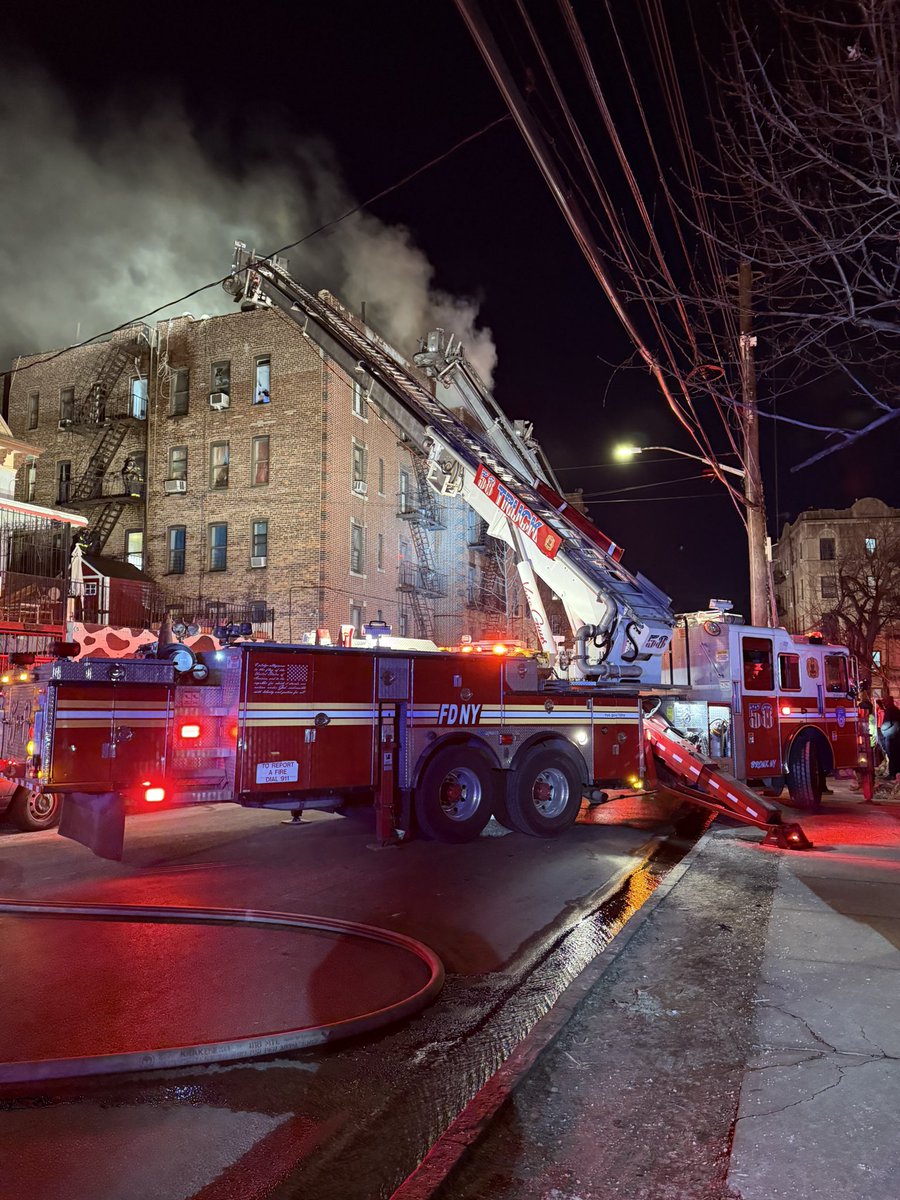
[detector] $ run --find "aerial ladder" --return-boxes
[225,245,811,848]
[226,244,674,686]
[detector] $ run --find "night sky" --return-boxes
[3,0,896,617]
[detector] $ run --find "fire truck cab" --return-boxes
[662,609,860,809]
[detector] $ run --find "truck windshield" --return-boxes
[824,654,849,694]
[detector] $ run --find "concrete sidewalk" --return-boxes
[439,782,900,1200]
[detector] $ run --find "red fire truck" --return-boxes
[31,246,865,858]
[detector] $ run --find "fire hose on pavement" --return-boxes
[0,899,444,1086]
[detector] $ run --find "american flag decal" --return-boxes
[287,663,309,691]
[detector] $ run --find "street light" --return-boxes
[612,443,746,479]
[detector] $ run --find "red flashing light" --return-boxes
[460,645,473,653]
[228,724,239,739]
[492,643,508,655]
[781,706,791,715]
[180,723,201,740]
[144,785,166,804]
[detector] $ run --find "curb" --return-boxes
[388,824,714,1200]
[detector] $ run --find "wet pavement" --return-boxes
[0,793,698,1199]
[429,783,900,1200]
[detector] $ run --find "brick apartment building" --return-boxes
[4,302,526,646]
[773,496,900,694]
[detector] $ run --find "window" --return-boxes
[211,361,231,395]
[399,610,409,638]
[865,537,877,556]
[125,530,144,571]
[254,355,271,404]
[819,537,835,561]
[352,381,366,418]
[742,636,774,691]
[873,650,883,668]
[59,388,75,424]
[352,441,367,486]
[167,526,186,574]
[824,654,849,695]
[377,533,384,570]
[208,523,228,571]
[349,604,363,635]
[378,458,385,495]
[209,442,229,489]
[820,575,838,599]
[350,522,364,574]
[250,435,269,486]
[27,392,39,430]
[778,653,801,691]
[251,520,268,561]
[467,563,477,605]
[131,377,148,420]
[168,446,187,482]
[467,509,485,546]
[399,468,410,512]
[249,600,268,624]
[24,456,37,503]
[171,369,190,416]
[57,461,71,505]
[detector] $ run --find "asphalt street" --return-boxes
[0,793,698,1199]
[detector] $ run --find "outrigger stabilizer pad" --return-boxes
[763,822,813,851]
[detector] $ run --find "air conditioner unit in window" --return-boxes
[209,392,230,410]
[352,480,368,495]
[250,556,267,569]
[164,479,187,494]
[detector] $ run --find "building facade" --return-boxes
[773,496,900,693]
[5,304,532,647]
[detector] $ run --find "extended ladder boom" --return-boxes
[225,245,674,684]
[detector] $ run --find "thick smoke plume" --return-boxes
[0,71,496,380]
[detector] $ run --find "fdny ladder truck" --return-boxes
[33,247,864,858]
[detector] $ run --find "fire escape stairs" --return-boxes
[73,424,129,503]
[86,501,130,555]
[478,538,507,615]
[70,343,139,427]
[399,455,445,639]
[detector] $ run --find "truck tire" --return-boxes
[505,745,584,838]
[415,746,495,843]
[9,786,61,832]
[787,734,824,812]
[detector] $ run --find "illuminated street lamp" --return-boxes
[612,443,746,478]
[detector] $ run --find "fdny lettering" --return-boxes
[438,703,483,726]
[474,465,562,559]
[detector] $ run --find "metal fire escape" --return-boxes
[397,455,446,639]
[467,515,507,617]
[64,337,148,554]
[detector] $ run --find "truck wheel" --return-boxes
[9,786,61,832]
[787,734,823,812]
[505,746,584,837]
[415,747,495,843]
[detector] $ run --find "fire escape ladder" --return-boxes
[412,456,443,530]
[407,587,435,641]
[87,502,129,555]
[478,537,507,615]
[71,343,138,426]
[73,423,129,502]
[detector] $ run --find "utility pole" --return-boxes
[738,260,773,627]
